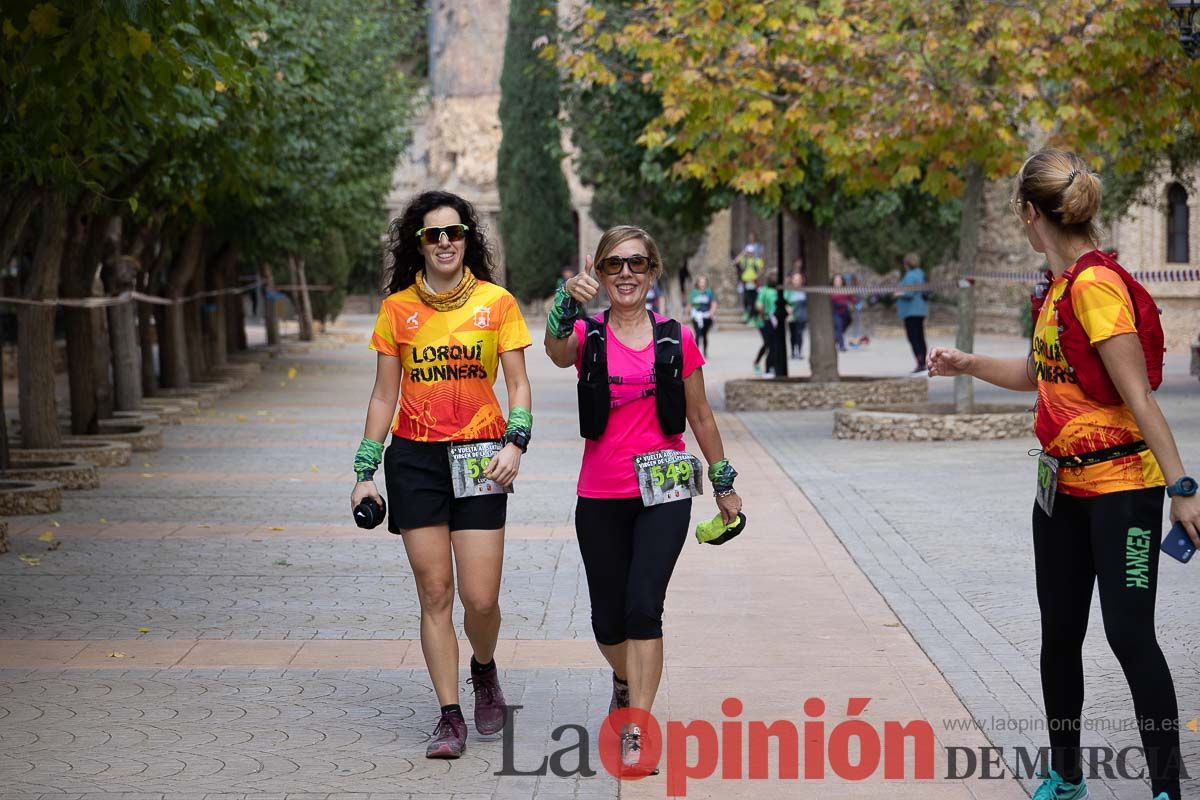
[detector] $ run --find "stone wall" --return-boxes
[833,404,1034,441]
[725,376,928,412]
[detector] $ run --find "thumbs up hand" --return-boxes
[567,254,600,304]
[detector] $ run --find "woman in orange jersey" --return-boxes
[351,191,533,759]
[929,150,1198,800]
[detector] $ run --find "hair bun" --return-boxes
[1059,170,1101,225]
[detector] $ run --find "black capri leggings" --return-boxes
[575,496,691,645]
[1033,486,1182,799]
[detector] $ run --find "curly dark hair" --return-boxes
[384,191,496,294]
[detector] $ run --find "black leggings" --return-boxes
[903,315,927,368]
[575,496,691,645]
[789,320,806,357]
[692,318,712,356]
[754,322,775,367]
[1033,487,1181,798]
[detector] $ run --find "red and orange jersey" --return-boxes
[1033,262,1164,497]
[370,281,531,442]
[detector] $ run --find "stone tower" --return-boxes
[387,1,601,286]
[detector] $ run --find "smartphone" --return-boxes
[1161,522,1197,564]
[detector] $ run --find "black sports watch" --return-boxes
[1167,476,1198,498]
[502,429,530,453]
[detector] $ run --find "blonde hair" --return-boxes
[1013,148,1103,245]
[593,225,663,279]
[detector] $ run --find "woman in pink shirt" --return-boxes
[545,225,744,772]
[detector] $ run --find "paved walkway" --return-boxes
[734,324,1200,800]
[3,311,1191,799]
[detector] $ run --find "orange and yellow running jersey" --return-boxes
[1032,262,1164,497]
[369,280,531,442]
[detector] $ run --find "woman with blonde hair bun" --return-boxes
[929,149,1197,800]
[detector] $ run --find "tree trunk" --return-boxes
[139,233,169,398]
[954,161,985,414]
[61,206,106,435]
[292,253,315,341]
[103,217,143,412]
[160,223,205,389]
[18,190,69,449]
[139,302,158,397]
[0,353,7,472]
[160,303,190,388]
[184,276,209,382]
[0,185,41,268]
[206,245,237,370]
[262,261,280,346]
[796,209,839,382]
[227,270,247,353]
[92,285,114,419]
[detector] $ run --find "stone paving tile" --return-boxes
[740,347,1200,800]
[0,667,619,800]
[0,538,592,642]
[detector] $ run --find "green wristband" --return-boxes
[708,458,738,492]
[507,406,533,435]
[354,437,384,482]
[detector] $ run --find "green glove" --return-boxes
[547,283,581,339]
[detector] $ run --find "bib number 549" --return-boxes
[651,460,692,490]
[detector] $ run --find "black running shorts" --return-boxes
[383,437,507,533]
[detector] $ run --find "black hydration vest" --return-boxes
[578,310,686,441]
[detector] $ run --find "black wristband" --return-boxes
[503,428,530,453]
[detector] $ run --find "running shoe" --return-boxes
[1152,794,1169,800]
[609,672,630,715]
[467,667,508,735]
[1031,770,1090,800]
[426,708,467,759]
[620,724,660,776]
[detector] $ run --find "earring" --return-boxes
[1025,219,1032,224]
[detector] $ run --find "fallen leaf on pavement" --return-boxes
[137,627,151,634]
[269,526,286,531]
[108,651,127,658]
[236,415,247,422]
[47,541,61,551]
[18,555,41,566]
[273,559,291,566]
[38,532,54,542]
[310,464,319,473]
[50,520,61,528]
[141,473,155,478]
[287,367,297,380]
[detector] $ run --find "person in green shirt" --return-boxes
[687,275,717,356]
[784,269,808,359]
[752,276,785,377]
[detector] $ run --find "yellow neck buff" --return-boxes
[415,269,478,311]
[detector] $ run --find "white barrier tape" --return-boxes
[772,269,1200,296]
[0,279,335,309]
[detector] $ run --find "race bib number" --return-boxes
[449,441,513,499]
[634,450,703,507]
[1036,452,1058,517]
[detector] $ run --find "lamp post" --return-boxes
[1168,0,1200,58]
